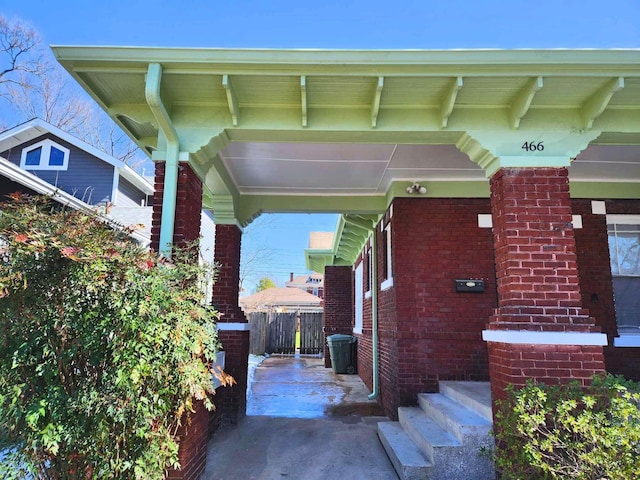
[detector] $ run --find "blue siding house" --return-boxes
[0,118,216,290]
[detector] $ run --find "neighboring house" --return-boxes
[0,118,154,245]
[240,287,322,314]
[285,272,324,299]
[0,119,216,271]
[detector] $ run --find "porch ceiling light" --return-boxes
[406,182,427,195]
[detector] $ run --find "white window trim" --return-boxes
[613,335,640,347]
[381,222,393,291]
[607,215,640,343]
[607,214,640,225]
[364,243,372,298]
[354,262,363,334]
[20,139,70,171]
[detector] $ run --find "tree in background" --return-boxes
[0,194,233,479]
[255,276,277,292]
[239,215,277,294]
[0,15,44,96]
[0,14,144,169]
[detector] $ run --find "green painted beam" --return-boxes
[570,182,640,198]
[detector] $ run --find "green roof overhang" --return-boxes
[52,47,640,264]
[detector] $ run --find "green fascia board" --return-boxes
[304,249,334,272]
[237,195,387,226]
[569,182,640,198]
[52,46,640,75]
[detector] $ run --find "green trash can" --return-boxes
[327,334,357,374]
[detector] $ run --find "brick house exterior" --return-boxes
[55,47,640,479]
[335,184,638,418]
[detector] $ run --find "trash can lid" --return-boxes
[327,334,355,343]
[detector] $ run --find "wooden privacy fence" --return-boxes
[248,312,323,356]
[300,312,323,355]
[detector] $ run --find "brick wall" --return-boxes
[488,168,590,327]
[151,162,202,252]
[487,168,605,405]
[166,401,209,480]
[357,252,374,392]
[573,199,640,381]
[355,198,496,417]
[211,224,249,424]
[212,225,245,323]
[152,162,209,480]
[215,330,249,423]
[323,266,354,367]
[487,343,606,403]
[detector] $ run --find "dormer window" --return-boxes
[20,139,70,171]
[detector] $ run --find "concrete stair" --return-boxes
[378,381,495,480]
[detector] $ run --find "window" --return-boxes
[364,242,372,298]
[20,139,70,171]
[608,216,640,339]
[381,207,393,291]
[354,262,363,334]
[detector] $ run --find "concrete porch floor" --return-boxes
[202,356,398,479]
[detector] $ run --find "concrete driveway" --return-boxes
[202,356,398,479]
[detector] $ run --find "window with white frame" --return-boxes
[354,262,363,334]
[20,139,70,171]
[381,207,393,291]
[364,242,372,299]
[608,216,640,336]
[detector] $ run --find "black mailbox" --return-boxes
[455,279,485,293]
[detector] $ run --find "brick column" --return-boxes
[323,266,354,367]
[485,167,606,404]
[151,162,209,480]
[211,224,249,423]
[151,162,202,251]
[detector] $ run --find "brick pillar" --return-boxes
[486,167,606,405]
[323,266,354,368]
[151,162,209,480]
[151,162,202,251]
[211,224,249,423]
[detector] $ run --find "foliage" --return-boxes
[493,374,640,480]
[0,194,233,479]
[254,276,277,292]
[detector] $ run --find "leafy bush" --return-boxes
[0,194,232,479]
[493,374,640,480]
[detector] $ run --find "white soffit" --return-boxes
[220,142,484,194]
[570,144,640,182]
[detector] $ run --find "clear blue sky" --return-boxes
[3,0,639,291]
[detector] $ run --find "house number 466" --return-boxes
[522,141,544,152]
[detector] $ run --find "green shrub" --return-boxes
[0,194,232,479]
[493,374,640,480]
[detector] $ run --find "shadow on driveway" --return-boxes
[202,356,398,479]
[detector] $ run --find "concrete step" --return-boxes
[378,421,432,480]
[438,381,492,422]
[398,406,460,464]
[417,393,492,444]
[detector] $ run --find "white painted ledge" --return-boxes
[381,277,394,291]
[217,322,251,331]
[613,335,640,347]
[482,330,608,346]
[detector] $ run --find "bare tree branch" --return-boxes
[0,15,46,97]
[240,215,278,293]
[0,15,147,170]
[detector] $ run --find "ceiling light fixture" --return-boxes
[406,182,427,195]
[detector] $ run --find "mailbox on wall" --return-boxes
[455,279,485,293]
